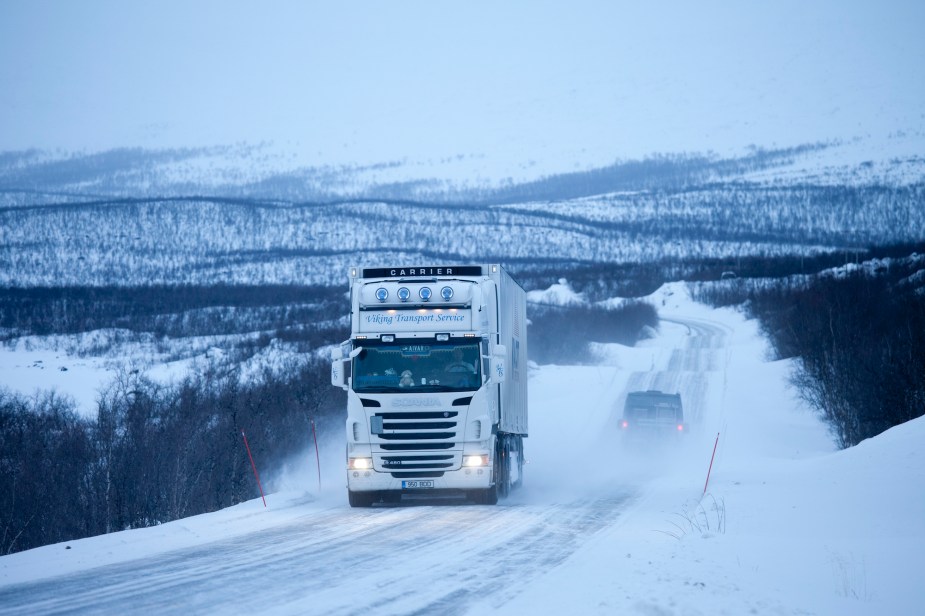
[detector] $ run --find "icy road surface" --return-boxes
[1,496,635,615]
[0,295,739,615]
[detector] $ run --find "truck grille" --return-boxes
[372,410,460,469]
[373,411,458,443]
[380,443,454,451]
[381,454,454,470]
[378,411,458,420]
[379,431,455,440]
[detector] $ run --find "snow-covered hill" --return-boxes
[1,285,921,614]
[2,181,922,288]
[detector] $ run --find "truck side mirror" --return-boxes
[331,361,346,389]
[490,345,507,383]
[331,347,347,390]
[331,345,360,390]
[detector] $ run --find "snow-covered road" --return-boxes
[2,493,636,615]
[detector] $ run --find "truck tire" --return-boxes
[348,490,375,508]
[472,486,498,505]
[471,483,499,505]
[471,441,505,505]
[498,437,511,499]
[513,436,524,489]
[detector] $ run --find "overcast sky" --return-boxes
[1,1,923,173]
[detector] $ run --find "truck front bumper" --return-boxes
[347,466,493,492]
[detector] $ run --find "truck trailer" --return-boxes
[331,264,528,506]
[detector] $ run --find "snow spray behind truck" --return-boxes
[331,265,528,507]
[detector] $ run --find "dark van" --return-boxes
[620,390,686,436]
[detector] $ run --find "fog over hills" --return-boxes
[2,1,923,188]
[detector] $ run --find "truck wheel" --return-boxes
[498,438,511,499]
[471,484,499,505]
[471,446,503,505]
[513,436,524,489]
[348,490,375,508]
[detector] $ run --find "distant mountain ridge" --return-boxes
[2,138,924,205]
[1,142,923,288]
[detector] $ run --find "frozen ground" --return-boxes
[1,283,922,614]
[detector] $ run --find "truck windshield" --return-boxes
[352,342,482,393]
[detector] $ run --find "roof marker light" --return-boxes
[375,288,388,302]
[441,286,454,301]
[397,287,411,302]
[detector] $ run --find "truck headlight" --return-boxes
[463,454,489,467]
[349,457,373,470]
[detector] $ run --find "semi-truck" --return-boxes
[331,264,528,507]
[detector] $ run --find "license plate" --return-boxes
[402,480,434,489]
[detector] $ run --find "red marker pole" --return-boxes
[703,432,720,496]
[311,418,321,492]
[241,429,267,507]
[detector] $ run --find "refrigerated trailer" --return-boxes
[331,264,528,506]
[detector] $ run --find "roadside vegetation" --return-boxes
[0,356,342,556]
[0,285,349,555]
[691,242,925,448]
